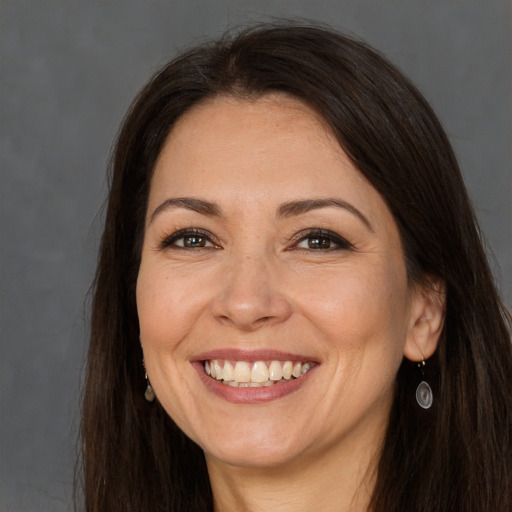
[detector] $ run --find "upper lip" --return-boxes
[192,348,319,363]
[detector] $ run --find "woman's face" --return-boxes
[137,94,424,469]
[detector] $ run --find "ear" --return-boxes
[403,277,446,362]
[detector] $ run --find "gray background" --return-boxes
[1,1,510,510]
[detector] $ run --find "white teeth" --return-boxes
[234,361,251,382]
[282,361,293,379]
[251,361,270,383]
[205,359,314,384]
[222,361,234,381]
[220,377,304,388]
[213,360,222,380]
[268,360,283,381]
[301,362,312,375]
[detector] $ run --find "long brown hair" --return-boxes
[80,23,512,511]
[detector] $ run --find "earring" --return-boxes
[142,359,155,402]
[415,359,433,409]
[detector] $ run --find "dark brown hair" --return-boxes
[80,22,512,511]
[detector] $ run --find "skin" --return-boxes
[136,94,444,511]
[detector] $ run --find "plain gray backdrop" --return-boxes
[1,1,511,510]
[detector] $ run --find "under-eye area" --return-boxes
[204,360,315,387]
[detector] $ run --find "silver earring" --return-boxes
[415,359,433,409]
[142,359,155,402]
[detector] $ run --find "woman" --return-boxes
[81,23,512,511]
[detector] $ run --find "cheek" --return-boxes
[136,265,206,350]
[136,266,205,430]
[298,260,410,359]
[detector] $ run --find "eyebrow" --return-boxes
[277,198,374,232]
[149,196,373,232]
[149,197,222,224]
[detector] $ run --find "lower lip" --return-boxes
[192,362,316,404]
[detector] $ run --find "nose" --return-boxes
[210,254,292,332]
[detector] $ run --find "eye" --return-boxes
[294,229,352,251]
[160,229,219,250]
[176,235,212,248]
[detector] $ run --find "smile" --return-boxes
[204,359,314,387]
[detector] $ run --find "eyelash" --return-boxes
[158,228,353,252]
[292,229,353,252]
[159,228,219,250]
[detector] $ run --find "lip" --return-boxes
[192,348,318,363]
[193,362,316,404]
[191,349,319,405]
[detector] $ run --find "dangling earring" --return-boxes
[142,359,155,402]
[415,358,433,409]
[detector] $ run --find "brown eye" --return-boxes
[306,236,331,249]
[183,235,207,248]
[160,229,219,249]
[295,229,352,251]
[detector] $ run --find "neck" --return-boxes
[206,432,381,512]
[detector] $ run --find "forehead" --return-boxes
[160,93,336,161]
[150,93,367,197]
[171,92,331,136]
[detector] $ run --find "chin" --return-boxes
[202,429,308,469]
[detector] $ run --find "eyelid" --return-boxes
[290,228,353,251]
[159,228,221,249]
[157,227,351,251]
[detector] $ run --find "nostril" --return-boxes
[214,312,284,331]
[210,278,293,330]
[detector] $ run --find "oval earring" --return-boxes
[415,359,433,409]
[144,373,155,402]
[416,380,433,409]
[142,358,155,402]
